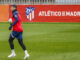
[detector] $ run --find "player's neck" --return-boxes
[12,9,17,13]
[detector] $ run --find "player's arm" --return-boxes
[9,13,19,30]
[12,13,19,26]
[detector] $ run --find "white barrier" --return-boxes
[0,0,80,5]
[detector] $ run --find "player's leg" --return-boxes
[8,32,16,58]
[18,39,29,59]
[18,39,26,50]
[17,32,29,59]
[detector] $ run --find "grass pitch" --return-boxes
[0,23,80,60]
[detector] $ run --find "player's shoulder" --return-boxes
[13,11,19,16]
[13,11,19,18]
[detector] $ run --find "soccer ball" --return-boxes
[8,18,12,23]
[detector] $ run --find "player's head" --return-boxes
[11,5,17,11]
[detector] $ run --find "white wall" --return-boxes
[55,0,80,4]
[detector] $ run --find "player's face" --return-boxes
[11,6,16,11]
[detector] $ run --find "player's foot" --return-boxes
[8,53,16,58]
[24,54,30,60]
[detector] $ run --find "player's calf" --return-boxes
[18,39,30,59]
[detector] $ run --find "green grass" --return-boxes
[0,23,80,60]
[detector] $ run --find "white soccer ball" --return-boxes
[8,18,12,23]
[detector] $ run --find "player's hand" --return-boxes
[9,24,12,30]
[10,23,12,26]
[9,26,12,30]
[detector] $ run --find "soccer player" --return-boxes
[8,5,29,60]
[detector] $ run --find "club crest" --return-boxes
[26,7,35,21]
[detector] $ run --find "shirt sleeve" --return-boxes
[11,12,19,26]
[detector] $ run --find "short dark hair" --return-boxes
[11,5,17,9]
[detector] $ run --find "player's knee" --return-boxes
[18,39,22,42]
[18,39,24,45]
[18,39,22,44]
[8,37,14,43]
[9,38,11,43]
